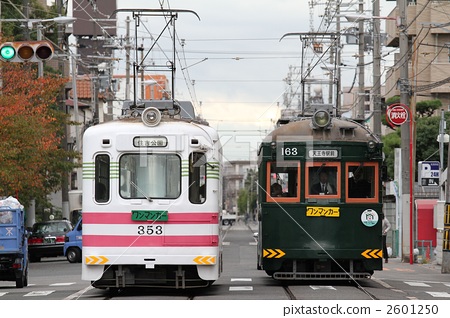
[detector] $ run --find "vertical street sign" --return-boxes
[418,161,440,186]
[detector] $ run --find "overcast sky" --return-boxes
[111,0,396,163]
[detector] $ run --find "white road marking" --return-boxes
[50,282,76,286]
[404,282,431,287]
[231,278,252,282]
[24,290,55,297]
[426,291,450,298]
[229,286,253,291]
[310,286,336,290]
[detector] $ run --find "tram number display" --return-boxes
[137,225,163,235]
[281,147,299,156]
[306,206,340,217]
[131,210,168,221]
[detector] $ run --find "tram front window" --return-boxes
[267,162,299,199]
[348,164,375,199]
[308,165,338,196]
[120,154,181,199]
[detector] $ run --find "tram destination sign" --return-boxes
[308,149,339,159]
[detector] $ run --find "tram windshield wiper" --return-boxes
[130,181,153,202]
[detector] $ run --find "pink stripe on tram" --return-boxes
[83,235,219,247]
[83,212,219,224]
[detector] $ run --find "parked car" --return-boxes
[64,217,82,263]
[28,220,73,262]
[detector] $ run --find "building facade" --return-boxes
[385,0,450,107]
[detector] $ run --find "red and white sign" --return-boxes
[386,104,409,126]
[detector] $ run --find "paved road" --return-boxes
[1,221,450,302]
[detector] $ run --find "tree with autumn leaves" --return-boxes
[0,63,79,208]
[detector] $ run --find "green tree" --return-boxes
[416,99,442,118]
[237,169,258,217]
[382,130,401,178]
[382,110,450,180]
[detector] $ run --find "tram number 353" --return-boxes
[137,225,163,235]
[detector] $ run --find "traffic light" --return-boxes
[0,41,54,63]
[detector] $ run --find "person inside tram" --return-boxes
[271,182,283,197]
[310,170,336,195]
[348,168,372,198]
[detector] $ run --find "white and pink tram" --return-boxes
[81,101,223,289]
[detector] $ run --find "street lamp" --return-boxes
[33,16,77,77]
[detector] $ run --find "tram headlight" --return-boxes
[142,107,162,126]
[270,141,276,150]
[367,140,377,152]
[312,110,331,128]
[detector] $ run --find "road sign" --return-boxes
[386,104,408,126]
[418,161,440,186]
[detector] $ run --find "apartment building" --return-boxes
[385,0,450,107]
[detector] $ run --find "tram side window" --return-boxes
[189,152,207,204]
[95,154,110,203]
[309,166,338,195]
[348,165,375,199]
[269,162,298,198]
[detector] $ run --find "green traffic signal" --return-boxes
[0,41,53,62]
[0,45,16,61]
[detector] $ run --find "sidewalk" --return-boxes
[373,256,450,283]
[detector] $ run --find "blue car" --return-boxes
[64,217,82,263]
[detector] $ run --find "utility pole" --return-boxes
[372,0,382,137]
[125,16,131,100]
[335,2,341,116]
[356,0,365,121]
[57,0,70,221]
[357,0,365,121]
[398,0,413,264]
[444,123,450,272]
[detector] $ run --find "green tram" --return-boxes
[257,110,385,280]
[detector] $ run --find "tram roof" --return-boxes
[263,117,380,143]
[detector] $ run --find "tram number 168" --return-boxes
[137,225,163,235]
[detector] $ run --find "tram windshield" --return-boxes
[347,163,376,199]
[120,154,181,199]
[306,163,340,198]
[267,162,300,201]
